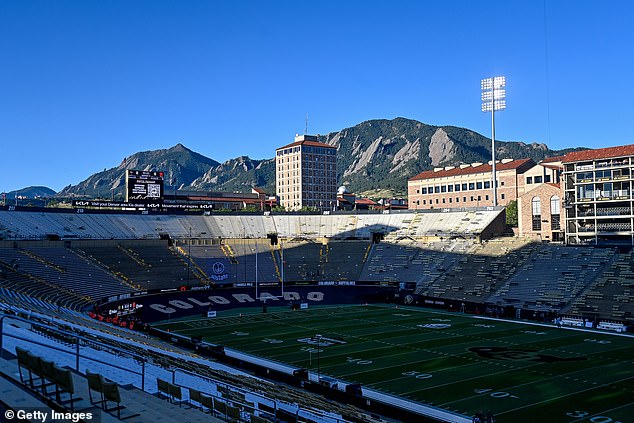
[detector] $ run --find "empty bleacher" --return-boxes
[420,238,537,302]
[276,239,324,282]
[79,240,198,290]
[564,249,634,320]
[488,245,614,312]
[0,245,131,304]
[222,239,279,284]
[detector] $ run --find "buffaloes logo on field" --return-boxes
[469,346,586,363]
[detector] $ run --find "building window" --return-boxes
[441,185,447,193]
[434,186,440,193]
[448,185,454,192]
[526,176,533,184]
[476,182,483,190]
[501,194,505,199]
[421,187,427,194]
[449,198,452,203]
[456,197,460,203]
[551,196,561,230]
[462,183,468,191]
[455,184,461,192]
[534,176,543,183]
[484,181,491,189]
[442,198,446,203]
[552,214,560,230]
[532,197,542,231]
[468,183,475,190]
[545,175,551,183]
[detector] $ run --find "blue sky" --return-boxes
[1,0,633,193]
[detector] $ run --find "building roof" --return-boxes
[540,155,565,163]
[354,197,378,206]
[542,163,563,171]
[277,139,336,150]
[562,144,634,163]
[408,158,535,181]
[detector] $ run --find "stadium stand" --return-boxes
[0,310,386,422]
[1,206,633,423]
[322,240,369,281]
[488,245,614,312]
[0,245,130,306]
[564,249,634,321]
[79,241,194,290]
[222,239,279,284]
[418,238,537,301]
[275,239,324,282]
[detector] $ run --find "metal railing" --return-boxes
[0,313,147,391]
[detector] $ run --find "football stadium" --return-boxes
[1,207,633,423]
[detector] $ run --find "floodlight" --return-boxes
[481,75,507,207]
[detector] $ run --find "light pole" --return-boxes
[280,240,285,296]
[481,76,507,207]
[253,241,259,300]
[187,227,192,285]
[315,334,322,381]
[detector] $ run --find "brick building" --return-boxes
[408,158,560,210]
[517,182,563,242]
[276,134,337,211]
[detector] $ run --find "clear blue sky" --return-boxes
[1,0,633,193]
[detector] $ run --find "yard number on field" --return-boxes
[566,410,622,423]
[402,370,433,379]
[474,388,519,399]
[346,357,373,365]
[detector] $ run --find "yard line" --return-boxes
[464,373,634,416]
[567,401,634,423]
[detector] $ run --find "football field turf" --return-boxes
[155,305,634,422]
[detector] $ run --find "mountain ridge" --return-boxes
[51,117,585,199]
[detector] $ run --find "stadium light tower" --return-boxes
[481,76,506,207]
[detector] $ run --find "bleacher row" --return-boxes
[0,306,384,423]
[2,237,633,321]
[1,208,632,321]
[0,209,502,240]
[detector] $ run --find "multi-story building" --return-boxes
[517,182,563,242]
[563,144,634,245]
[517,157,564,241]
[408,158,560,210]
[276,134,337,211]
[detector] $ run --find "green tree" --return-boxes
[506,200,518,227]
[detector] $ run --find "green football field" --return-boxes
[154,305,634,423]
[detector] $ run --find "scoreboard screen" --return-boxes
[125,170,164,203]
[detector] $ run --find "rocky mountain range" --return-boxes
[56,117,583,199]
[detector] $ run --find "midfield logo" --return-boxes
[469,346,586,363]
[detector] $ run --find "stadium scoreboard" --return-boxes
[125,170,164,203]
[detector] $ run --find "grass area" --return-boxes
[155,305,634,423]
